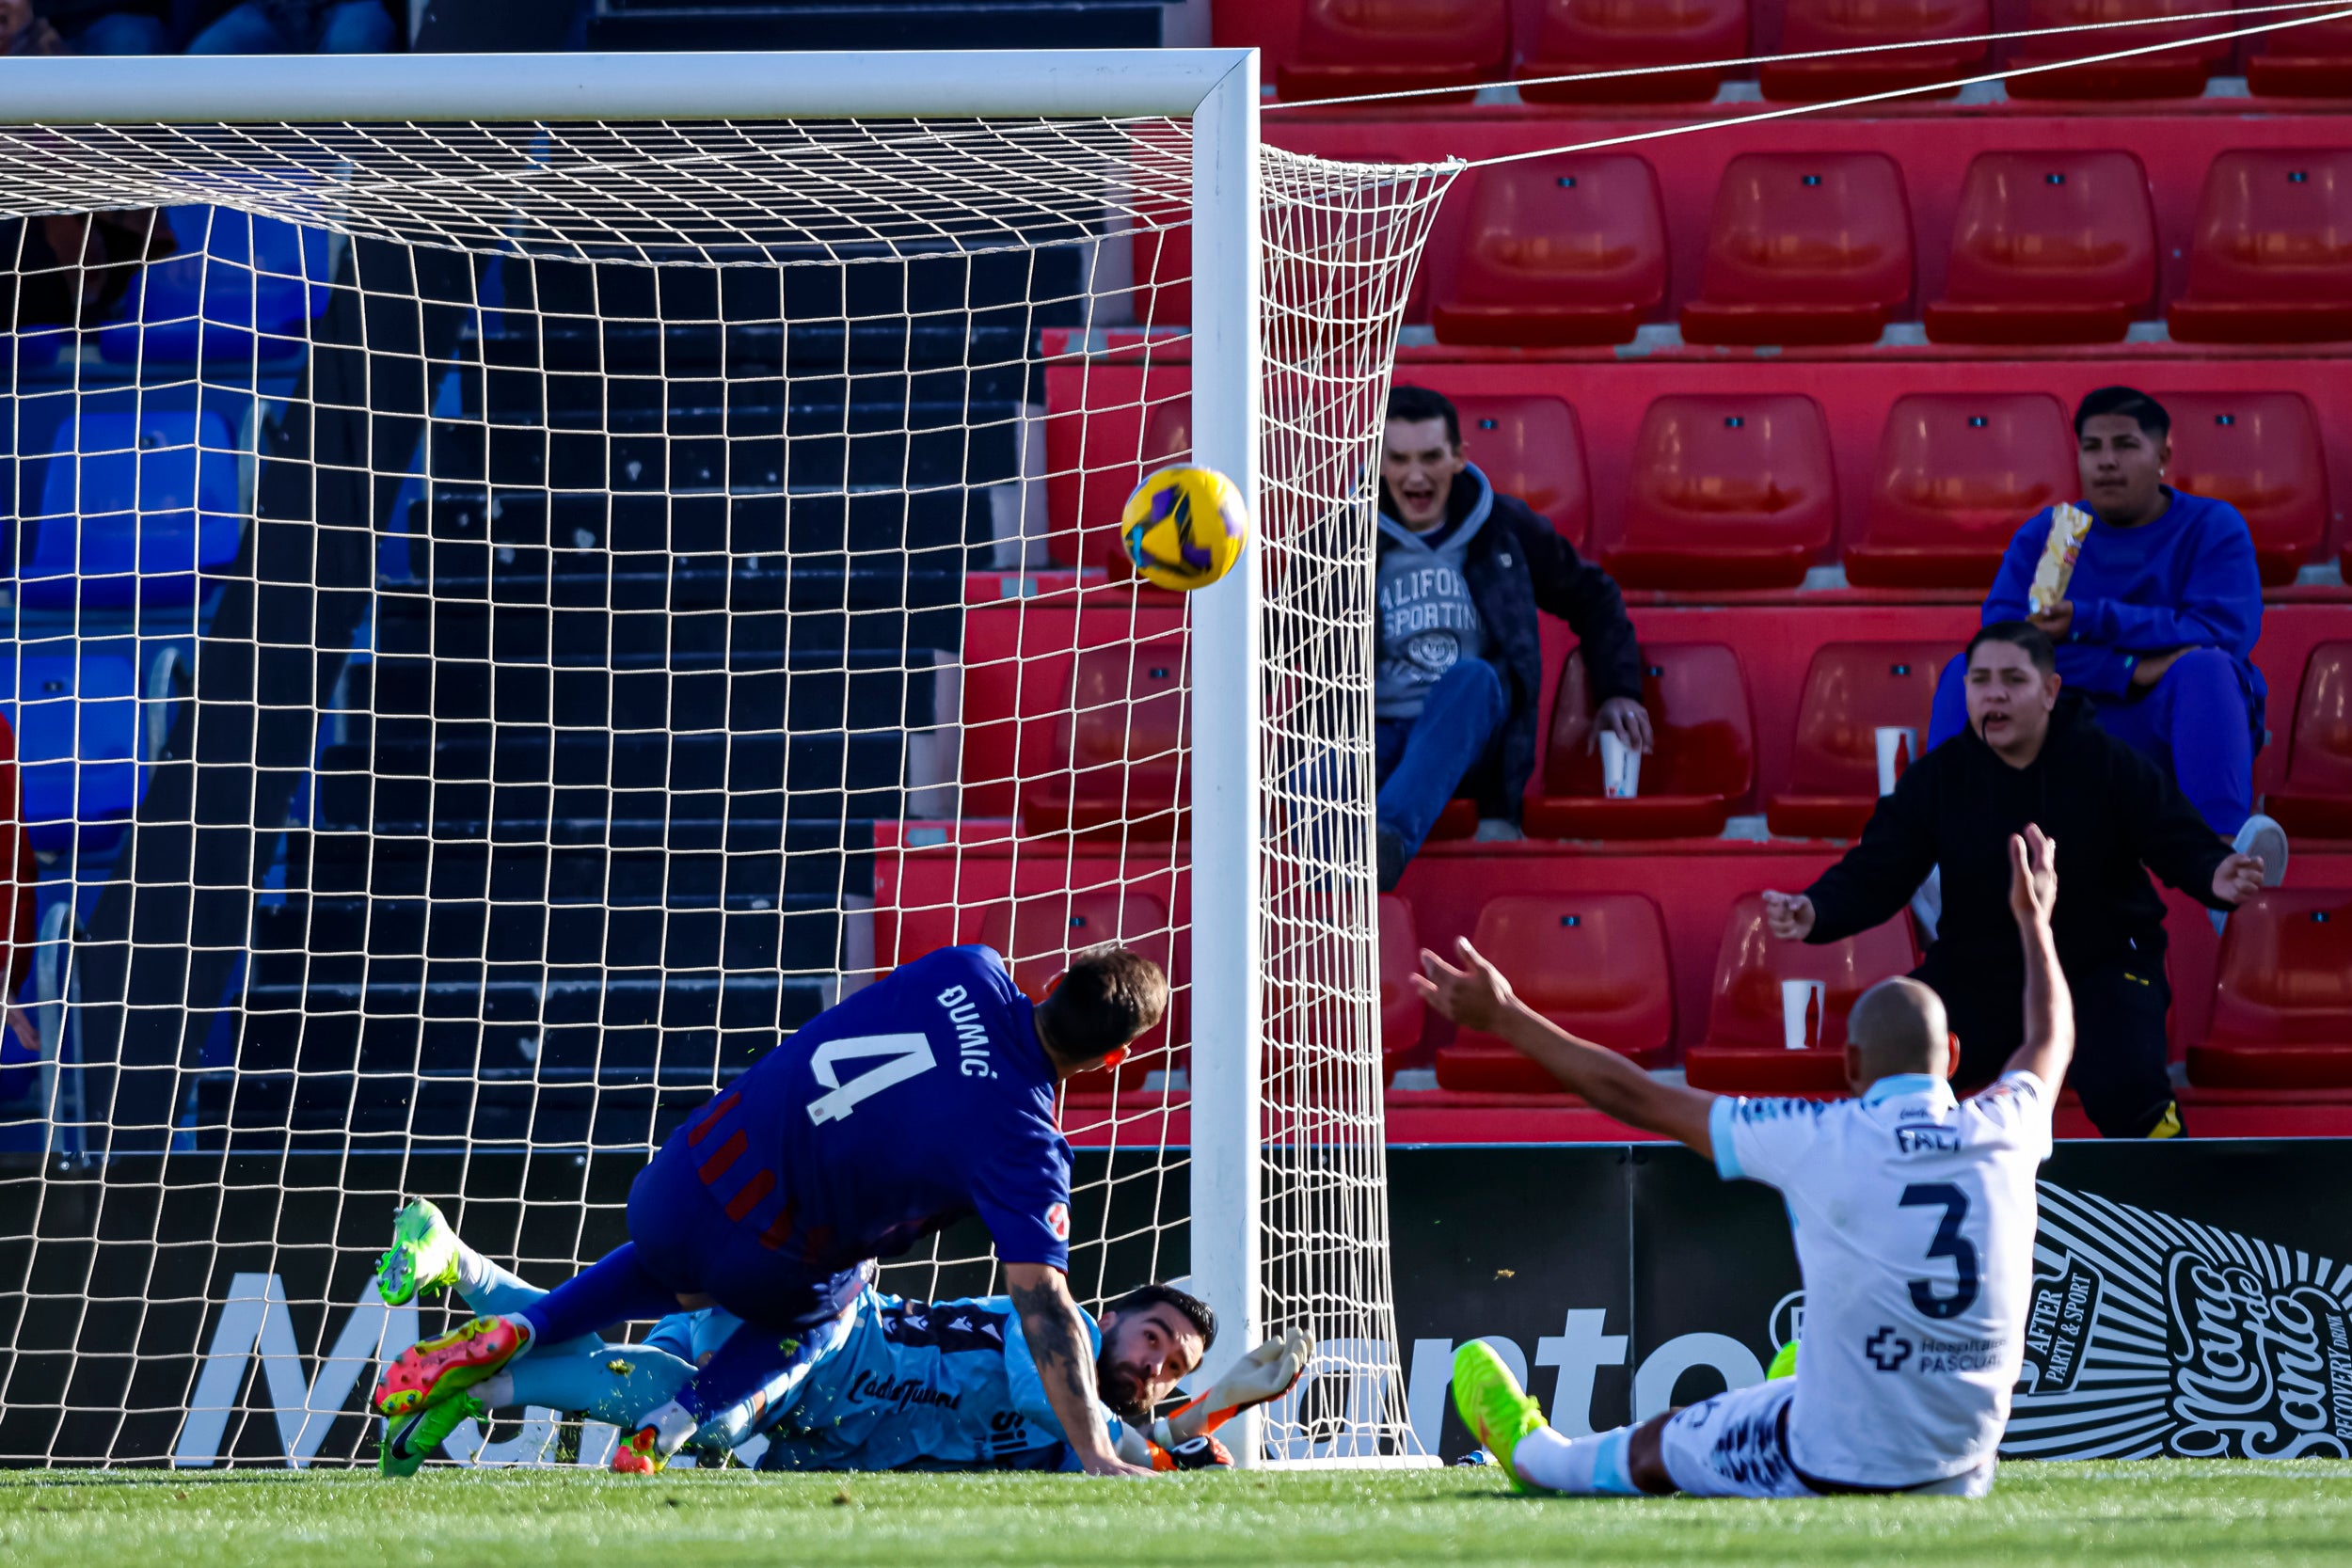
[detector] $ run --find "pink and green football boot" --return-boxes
[373,1315,528,1419]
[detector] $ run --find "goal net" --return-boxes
[0,52,1456,1467]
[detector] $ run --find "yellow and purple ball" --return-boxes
[1120,465,1249,593]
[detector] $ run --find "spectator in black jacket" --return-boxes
[1374,386,1646,890]
[1762,622,2266,1138]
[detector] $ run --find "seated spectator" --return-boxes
[1373,385,1649,890]
[1768,622,2266,1139]
[26,0,170,53]
[1926,385,2287,885]
[186,0,394,53]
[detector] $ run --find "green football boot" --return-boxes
[1767,1338,1799,1381]
[379,1394,482,1478]
[1452,1341,1548,1492]
[376,1198,461,1307]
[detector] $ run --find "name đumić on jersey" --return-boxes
[1708,1070,2055,1487]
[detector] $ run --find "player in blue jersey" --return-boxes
[373,1200,1313,1475]
[374,943,1169,1476]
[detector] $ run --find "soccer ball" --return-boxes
[1120,465,1249,592]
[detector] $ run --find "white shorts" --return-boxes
[1658,1379,1995,1499]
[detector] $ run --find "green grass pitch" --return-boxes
[5,1462,2352,1567]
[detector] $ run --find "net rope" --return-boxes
[0,115,1456,1465]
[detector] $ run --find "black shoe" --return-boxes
[1376,827,1406,893]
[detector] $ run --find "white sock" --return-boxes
[635,1400,699,1457]
[453,1243,498,1299]
[1511,1424,1644,1496]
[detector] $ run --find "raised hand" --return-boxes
[2008,825,2058,929]
[1761,890,1815,942]
[1411,937,1518,1034]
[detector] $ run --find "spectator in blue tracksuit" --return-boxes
[1927,386,2287,884]
[1374,385,1647,890]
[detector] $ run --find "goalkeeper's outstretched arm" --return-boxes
[1414,937,1720,1158]
[1006,1262,1154,1479]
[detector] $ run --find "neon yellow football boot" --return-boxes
[379,1394,483,1478]
[376,1198,461,1307]
[1452,1341,1548,1492]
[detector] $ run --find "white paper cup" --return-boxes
[1781,979,1825,1052]
[1599,730,1641,800]
[1874,726,1917,798]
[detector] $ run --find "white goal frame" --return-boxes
[2,47,1277,1462]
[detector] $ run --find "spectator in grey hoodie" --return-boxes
[1375,386,1648,890]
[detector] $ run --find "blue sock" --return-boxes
[514,1243,679,1350]
[504,1341,697,1428]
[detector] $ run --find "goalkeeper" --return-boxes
[373,1200,1309,1475]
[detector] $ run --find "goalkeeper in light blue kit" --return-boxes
[374,1200,1312,1475]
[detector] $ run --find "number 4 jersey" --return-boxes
[1708,1070,2055,1488]
[672,945,1073,1275]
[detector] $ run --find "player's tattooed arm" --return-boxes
[1006,1262,1153,1479]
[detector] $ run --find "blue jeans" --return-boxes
[1927,647,2251,834]
[1375,657,1509,858]
[186,0,394,52]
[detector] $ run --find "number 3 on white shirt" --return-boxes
[806,1033,939,1124]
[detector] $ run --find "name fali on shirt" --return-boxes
[937,985,997,1080]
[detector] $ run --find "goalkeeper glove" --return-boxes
[1149,1433,1233,1471]
[1150,1326,1315,1449]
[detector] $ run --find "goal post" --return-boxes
[0,49,1455,1467]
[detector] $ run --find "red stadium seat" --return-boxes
[1923,151,2158,344]
[1516,0,1748,105]
[1846,393,2075,589]
[2249,13,2352,96]
[1758,0,1990,101]
[1454,393,1592,545]
[1765,641,1954,838]
[2008,0,2231,99]
[1436,892,1675,1089]
[2163,392,2330,586]
[1525,642,1756,839]
[1275,0,1511,102]
[2265,642,2352,836]
[2186,889,2352,1088]
[1379,894,1427,1064]
[1020,639,1185,839]
[2169,150,2352,344]
[1684,895,1918,1092]
[1601,393,1837,590]
[1680,153,1914,346]
[977,887,1181,1086]
[1431,158,1669,349]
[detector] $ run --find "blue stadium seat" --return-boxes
[27,408,244,608]
[0,654,140,858]
[96,206,331,366]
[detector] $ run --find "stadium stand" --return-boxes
[1679,153,1915,347]
[1848,392,2076,588]
[1683,894,1918,1092]
[1516,0,1748,104]
[2187,888,2352,1087]
[16,3,2352,1152]
[1435,891,1676,1088]
[977,886,1184,1087]
[1431,157,1670,348]
[1922,151,2158,346]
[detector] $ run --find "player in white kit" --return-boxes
[1425,826,2071,1499]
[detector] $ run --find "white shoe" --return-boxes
[2233,813,2289,888]
[1471,819,1524,843]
